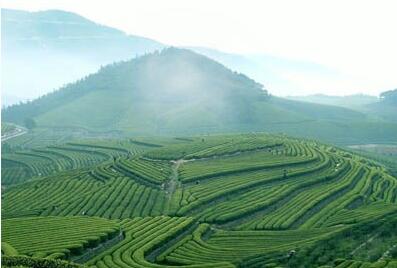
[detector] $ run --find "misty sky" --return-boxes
[2,0,397,96]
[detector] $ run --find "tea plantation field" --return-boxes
[2,133,397,268]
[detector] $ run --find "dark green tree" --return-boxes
[380,89,397,104]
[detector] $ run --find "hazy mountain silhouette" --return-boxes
[1,8,164,105]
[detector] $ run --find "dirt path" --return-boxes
[165,159,188,196]
[156,146,284,215]
[1,125,27,142]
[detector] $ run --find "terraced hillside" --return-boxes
[1,123,17,136]
[1,139,155,185]
[2,133,397,268]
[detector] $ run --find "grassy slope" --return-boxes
[35,93,397,144]
[3,48,397,144]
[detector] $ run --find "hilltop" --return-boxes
[2,48,267,131]
[3,48,397,144]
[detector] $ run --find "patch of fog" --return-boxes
[2,52,100,101]
[348,144,397,149]
[15,36,124,41]
[4,18,92,25]
[348,144,397,156]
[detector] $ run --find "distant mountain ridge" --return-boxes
[287,92,397,123]
[1,8,165,105]
[3,48,397,144]
[2,9,163,57]
[2,8,356,107]
[186,46,347,96]
[286,94,378,109]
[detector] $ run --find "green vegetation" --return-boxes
[3,48,397,144]
[2,242,19,256]
[115,157,172,185]
[2,256,83,268]
[86,216,233,268]
[2,122,17,135]
[144,134,282,160]
[2,216,119,258]
[161,223,342,265]
[3,8,396,268]
[2,133,397,267]
[347,144,397,177]
[1,139,154,185]
[287,213,397,267]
